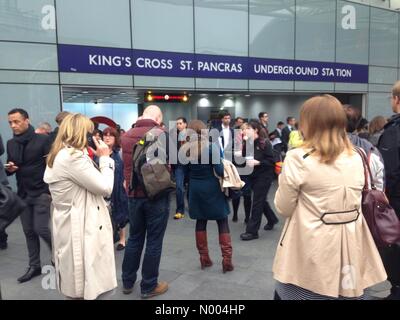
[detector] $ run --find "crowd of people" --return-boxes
[1,81,400,300]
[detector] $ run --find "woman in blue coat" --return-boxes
[98,127,129,251]
[184,120,233,273]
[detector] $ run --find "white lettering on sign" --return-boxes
[89,55,132,67]
[41,5,56,30]
[341,5,356,30]
[253,64,294,75]
[136,57,173,70]
[197,61,243,73]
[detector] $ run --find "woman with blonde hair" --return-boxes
[273,95,387,300]
[44,113,117,300]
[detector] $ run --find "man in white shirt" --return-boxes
[218,111,234,161]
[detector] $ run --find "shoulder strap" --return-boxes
[354,147,375,190]
[302,148,316,159]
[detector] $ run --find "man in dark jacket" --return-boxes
[172,117,188,220]
[0,134,9,250]
[281,116,296,153]
[121,105,170,299]
[5,108,52,283]
[378,81,400,300]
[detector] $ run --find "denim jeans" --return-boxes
[175,165,188,214]
[122,195,170,294]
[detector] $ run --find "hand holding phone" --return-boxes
[5,162,18,173]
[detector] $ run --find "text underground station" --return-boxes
[58,44,368,84]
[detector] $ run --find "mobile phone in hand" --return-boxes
[87,133,97,150]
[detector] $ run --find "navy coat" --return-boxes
[187,143,230,220]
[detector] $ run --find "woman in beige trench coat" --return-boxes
[44,113,117,300]
[273,95,387,300]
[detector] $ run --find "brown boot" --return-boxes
[219,233,234,273]
[195,231,213,269]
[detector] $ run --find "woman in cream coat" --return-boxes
[44,113,117,300]
[273,95,387,300]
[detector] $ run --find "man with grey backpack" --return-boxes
[121,105,174,299]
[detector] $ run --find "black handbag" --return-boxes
[0,184,27,232]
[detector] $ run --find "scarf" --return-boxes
[10,125,35,166]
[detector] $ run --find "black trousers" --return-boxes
[379,196,400,287]
[20,193,52,268]
[246,174,275,235]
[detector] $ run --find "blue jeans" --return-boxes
[122,195,170,294]
[175,165,187,214]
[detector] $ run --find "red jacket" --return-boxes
[121,119,161,198]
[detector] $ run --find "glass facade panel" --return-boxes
[60,73,133,87]
[367,92,392,119]
[195,78,248,90]
[369,66,398,84]
[56,0,131,48]
[370,8,399,67]
[0,84,60,144]
[295,81,334,91]
[194,0,248,56]
[249,80,294,91]
[295,0,336,62]
[134,76,195,89]
[249,0,295,59]
[132,0,194,53]
[0,0,56,43]
[0,42,57,71]
[336,1,369,64]
[0,70,59,84]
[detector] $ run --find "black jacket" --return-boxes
[281,126,292,145]
[0,135,8,186]
[7,128,51,198]
[246,139,275,179]
[378,113,400,197]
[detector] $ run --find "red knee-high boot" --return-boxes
[219,233,234,273]
[195,231,213,269]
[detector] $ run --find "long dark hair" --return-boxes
[249,120,267,148]
[186,120,209,160]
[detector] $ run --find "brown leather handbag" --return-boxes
[355,147,400,248]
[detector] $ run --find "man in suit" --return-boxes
[217,111,235,162]
[269,121,285,154]
[281,116,296,153]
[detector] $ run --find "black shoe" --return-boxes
[240,232,259,241]
[0,241,7,250]
[264,223,275,231]
[116,243,125,251]
[17,267,42,283]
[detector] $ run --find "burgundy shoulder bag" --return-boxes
[355,147,400,248]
